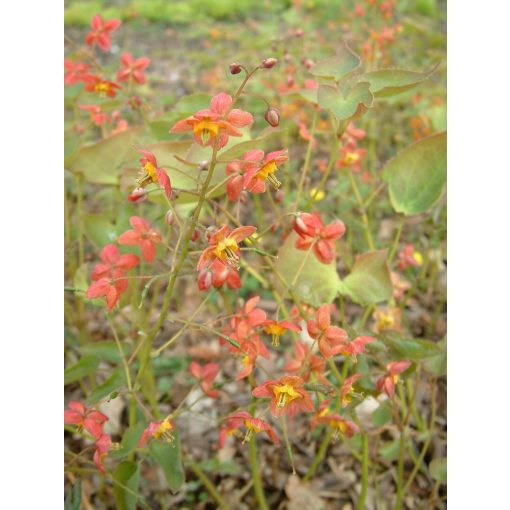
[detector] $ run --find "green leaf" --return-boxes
[275,232,341,307]
[111,422,146,460]
[373,404,393,427]
[429,457,447,484]
[64,355,99,385]
[362,64,439,97]
[87,368,125,404]
[282,87,318,104]
[318,82,373,122]
[381,334,442,361]
[65,479,82,510]
[150,434,185,493]
[65,127,143,184]
[310,43,361,81]
[84,214,118,248]
[338,250,392,304]
[381,132,447,215]
[79,340,133,364]
[113,461,140,510]
[424,338,447,376]
[379,439,400,461]
[73,263,88,292]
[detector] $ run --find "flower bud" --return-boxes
[127,187,147,203]
[240,190,249,203]
[199,160,209,171]
[229,62,242,74]
[302,58,314,70]
[292,28,304,37]
[191,230,200,242]
[262,57,278,69]
[165,210,175,226]
[286,74,295,87]
[198,270,213,291]
[275,190,285,203]
[284,51,292,63]
[264,107,280,127]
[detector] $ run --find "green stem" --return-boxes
[357,433,369,510]
[294,109,319,209]
[388,216,405,265]
[249,437,269,510]
[188,459,232,510]
[303,429,332,481]
[347,168,375,250]
[134,141,221,388]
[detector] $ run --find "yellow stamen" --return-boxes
[193,120,219,145]
[413,251,423,266]
[153,417,174,442]
[344,152,359,165]
[214,237,240,267]
[257,161,281,190]
[273,383,300,408]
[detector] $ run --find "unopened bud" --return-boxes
[127,187,147,203]
[165,210,175,226]
[284,51,292,63]
[302,58,314,70]
[275,190,285,203]
[286,74,295,87]
[191,230,200,242]
[229,62,242,74]
[262,57,278,69]
[199,160,209,171]
[293,28,304,37]
[264,107,280,127]
[240,190,249,203]
[198,270,213,291]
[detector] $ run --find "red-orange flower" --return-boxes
[84,75,122,98]
[262,319,300,347]
[284,341,328,383]
[86,269,129,310]
[197,225,256,270]
[312,401,359,438]
[90,244,139,281]
[64,60,90,85]
[377,360,411,397]
[117,53,151,84]
[118,216,162,263]
[189,361,220,398]
[131,148,171,199]
[340,374,364,407]
[337,336,376,361]
[79,104,111,126]
[64,401,108,439]
[219,411,279,447]
[225,149,263,201]
[93,433,111,473]
[294,212,345,264]
[170,92,253,149]
[252,375,314,417]
[398,244,423,270]
[244,150,289,193]
[137,416,175,447]
[307,304,348,359]
[85,14,121,52]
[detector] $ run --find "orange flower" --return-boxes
[219,411,279,447]
[377,361,411,397]
[137,416,175,447]
[197,225,256,270]
[306,304,348,358]
[252,375,314,417]
[261,319,300,347]
[84,75,122,98]
[170,92,253,149]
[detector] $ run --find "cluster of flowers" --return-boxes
[86,217,162,309]
[336,122,367,173]
[65,15,150,135]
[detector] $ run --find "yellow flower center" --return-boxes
[377,314,395,331]
[214,237,240,267]
[193,120,220,144]
[344,152,359,164]
[412,251,423,266]
[309,188,325,201]
[265,324,286,346]
[256,160,281,190]
[153,418,174,443]
[273,383,300,408]
[94,82,111,95]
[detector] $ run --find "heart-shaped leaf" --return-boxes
[65,127,143,184]
[338,250,392,304]
[362,64,439,97]
[150,434,185,493]
[113,461,140,510]
[318,82,373,122]
[310,43,361,81]
[381,132,446,215]
[429,457,447,484]
[275,232,341,307]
